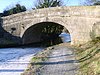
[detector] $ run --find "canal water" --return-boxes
[0,32,71,75]
[0,47,43,75]
[59,32,71,42]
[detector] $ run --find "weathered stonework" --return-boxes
[1,6,100,45]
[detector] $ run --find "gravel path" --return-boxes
[35,45,78,75]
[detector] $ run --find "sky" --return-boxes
[0,0,85,13]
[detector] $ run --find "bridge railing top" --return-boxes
[2,6,100,23]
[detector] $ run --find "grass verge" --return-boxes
[75,38,100,75]
[21,46,54,75]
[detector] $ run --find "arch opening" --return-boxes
[22,22,71,46]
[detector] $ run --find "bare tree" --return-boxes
[34,0,63,9]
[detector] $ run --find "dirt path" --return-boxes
[35,44,78,75]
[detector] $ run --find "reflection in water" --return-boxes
[59,32,71,43]
[0,48,43,75]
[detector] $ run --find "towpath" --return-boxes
[35,44,78,75]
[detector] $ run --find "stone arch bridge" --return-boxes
[1,6,100,45]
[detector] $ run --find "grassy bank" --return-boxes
[21,45,55,75]
[21,38,100,75]
[21,43,72,75]
[75,38,100,75]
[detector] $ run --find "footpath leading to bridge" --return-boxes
[22,43,78,75]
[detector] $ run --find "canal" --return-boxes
[0,47,43,75]
[0,32,71,75]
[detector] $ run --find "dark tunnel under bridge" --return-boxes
[22,22,71,46]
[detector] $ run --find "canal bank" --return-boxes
[22,43,78,75]
[22,38,100,75]
[75,38,100,75]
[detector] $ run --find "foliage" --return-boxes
[75,37,100,75]
[40,22,63,46]
[0,13,3,17]
[2,4,26,17]
[93,1,100,5]
[83,0,100,5]
[35,0,63,9]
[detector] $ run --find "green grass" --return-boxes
[22,46,54,75]
[75,38,100,75]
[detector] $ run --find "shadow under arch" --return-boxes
[22,22,71,46]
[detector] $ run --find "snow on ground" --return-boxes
[0,48,42,75]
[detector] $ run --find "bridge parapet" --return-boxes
[2,6,100,26]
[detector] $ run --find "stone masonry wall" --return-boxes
[1,6,100,45]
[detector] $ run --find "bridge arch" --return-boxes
[2,6,100,45]
[21,21,72,46]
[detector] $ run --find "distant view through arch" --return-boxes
[22,22,71,46]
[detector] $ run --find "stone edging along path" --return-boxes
[22,43,78,75]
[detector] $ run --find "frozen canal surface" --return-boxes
[0,47,43,75]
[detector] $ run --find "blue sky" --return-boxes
[0,0,85,13]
